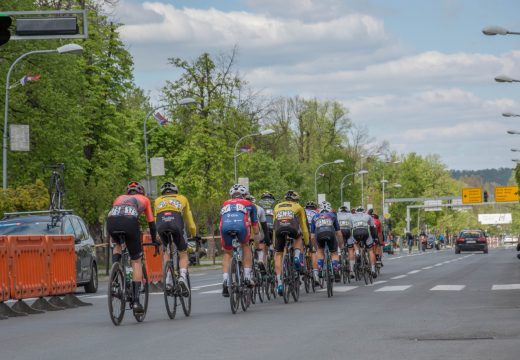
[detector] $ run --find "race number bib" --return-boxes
[109,205,138,217]
[315,218,333,228]
[353,221,366,228]
[339,220,351,228]
[276,210,294,220]
[221,203,247,215]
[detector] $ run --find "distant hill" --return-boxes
[450,168,514,186]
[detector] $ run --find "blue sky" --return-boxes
[112,0,520,170]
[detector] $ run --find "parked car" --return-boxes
[455,230,488,254]
[0,210,98,293]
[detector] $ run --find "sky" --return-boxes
[111,0,520,170]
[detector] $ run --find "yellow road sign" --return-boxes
[495,186,519,202]
[462,187,482,204]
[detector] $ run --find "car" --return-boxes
[0,210,98,293]
[503,235,517,246]
[455,230,488,254]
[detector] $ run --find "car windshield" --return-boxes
[461,231,482,238]
[0,219,61,235]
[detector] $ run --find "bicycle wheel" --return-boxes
[108,262,126,326]
[291,266,300,302]
[163,261,177,319]
[250,265,257,305]
[361,252,369,285]
[256,267,264,303]
[229,256,240,314]
[341,249,349,284]
[282,254,290,304]
[303,255,311,293]
[180,272,191,316]
[326,253,333,298]
[240,267,250,312]
[133,265,149,322]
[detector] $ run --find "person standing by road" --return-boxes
[406,232,414,254]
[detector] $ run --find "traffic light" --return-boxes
[483,190,489,202]
[0,13,12,46]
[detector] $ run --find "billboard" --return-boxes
[478,213,512,225]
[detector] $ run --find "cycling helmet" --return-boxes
[127,181,145,195]
[160,181,178,195]
[305,201,317,209]
[284,190,300,202]
[245,194,256,203]
[339,206,349,213]
[229,184,247,198]
[261,192,275,200]
[367,208,374,215]
[320,201,332,212]
[356,206,365,213]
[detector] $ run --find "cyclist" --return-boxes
[304,201,320,285]
[154,182,196,291]
[406,231,414,254]
[107,181,159,314]
[257,192,276,231]
[220,184,259,297]
[311,201,342,282]
[368,209,384,267]
[351,206,378,279]
[337,206,355,279]
[273,190,309,295]
[246,194,271,273]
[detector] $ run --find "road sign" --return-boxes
[495,186,519,202]
[424,200,442,211]
[318,193,326,204]
[478,213,512,225]
[238,177,249,192]
[10,124,29,151]
[150,157,165,176]
[462,187,482,204]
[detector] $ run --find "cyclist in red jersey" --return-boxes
[107,181,159,313]
[368,209,384,267]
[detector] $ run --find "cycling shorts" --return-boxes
[316,230,338,253]
[274,226,300,253]
[353,228,374,248]
[107,216,142,260]
[220,222,249,251]
[156,211,188,252]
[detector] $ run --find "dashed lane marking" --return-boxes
[407,270,421,274]
[430,285,465,291]
[391,275,407,280]
[375,285,412,292]
[492,284,520,290]
[422,266,433,270]
[200,290,221,294]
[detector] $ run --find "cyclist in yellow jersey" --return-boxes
[272,190,309,296]
[154,182,197,290]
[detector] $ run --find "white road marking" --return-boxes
[391,275,407,279]
[492,284,520,290]
[434,263,443,267]
[371,280,388,285]
[422,266,433,270]
[191,282,222,291]
[333,286,358,292]
[200,290,221,294]
[85,295,107,299]
[430,285,465,291]
[407,270,421,274]
[375,285,412,292]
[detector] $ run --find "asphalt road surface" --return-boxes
[2,247,520,360]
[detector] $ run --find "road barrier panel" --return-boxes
[0,236,9,303]
[46,235,76,296]
[142,234,163,285]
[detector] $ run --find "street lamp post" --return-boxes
[314,159,344,202]
[507,130,520,135]
[340,170,368,205]
[3,44,84,190]
[482,26,520,36]
[495,75,520,83]
[143,97,196,193]
[503,112,520,117]
[233,129,275,183]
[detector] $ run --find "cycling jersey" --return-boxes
[109,194,154,222]
[351,212,375,248]
[372,216,383,245]
[220,198,258,250]
[305,208,318,229]
[337,211,354,248]
[273,201,309,251]
[154,193,196,251]
[311,211,340,251]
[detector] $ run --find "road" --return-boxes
[1,247,520,360]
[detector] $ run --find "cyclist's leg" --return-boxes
[107,216,124,263]
[273,231,285,293]
[219,225,234,296]
[329,235,340,281]
[365,235,377,275]
[294,231,304,270]
[316,236,325,274]
[173,228,189,283]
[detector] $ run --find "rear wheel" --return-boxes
[282,255,290,304]
[229,257,240,314]
[133,265,149,322]
[108,262,125,326]
[326,254,333,298]
[180,272,191,316]
[455,247,461,254]
[163,261,177,320]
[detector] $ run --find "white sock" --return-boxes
[294,249,301,258]
[244,268,252,280]
[355,250,360,256]
[349,263,355,272]
[277,275,282,283]
[257,250,264,262]
[371,265,375,272]
[223,273,229,282]
[313,269,318,276]
[180,268,187,279]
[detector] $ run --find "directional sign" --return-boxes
[495,186,519,202]
[461,187,482,204]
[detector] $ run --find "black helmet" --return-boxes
[285,190,300,202]
[367,208,374,215]
[261,192,275,200]
[305,201,317,209]
[127,181,145,195]
[339,206,349,213]
[356,207,365,213]
[160,182,178,195]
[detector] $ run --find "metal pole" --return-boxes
[234,133,256,183]
[3,49,56,190]
[143,105,168,193]
[361,173,365,208]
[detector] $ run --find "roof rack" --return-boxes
[3,209,75,219]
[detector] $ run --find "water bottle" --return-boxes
[125,266,133,287]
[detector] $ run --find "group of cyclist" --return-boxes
[106,180,386,313]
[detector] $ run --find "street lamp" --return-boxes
[507,130,520,135]
[511,148,520,152]
[495,75,520,83]
[234,129,275,183]
[482,26,520,36]
[503,112,520,117]
[512,159,520,163]
[3,43,84,190]
[339,170,367,205]
[314,159,344,202]
[143,97,197,193]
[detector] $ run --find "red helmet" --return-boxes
[127,181,145,195]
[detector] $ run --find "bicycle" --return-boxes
[302,245,315,293]
[359,242,373,285]
[340,246,351,284]
[45,163,65,210]
[250,241,265,304]
[107,232,158,326]
[281,232,300,304]
[264,246,276,300]
[228,231,251,314]
[163,232,196,319]
[321,241,334,297]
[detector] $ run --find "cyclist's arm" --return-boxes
[333,215,342,242]
[261,221,270,243]
[143,197,158,241]
[298,207,310,244]
[249,204,259,235]
[183,197,197,238]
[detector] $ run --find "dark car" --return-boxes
[0,210,98,293]
[455,230,488,254]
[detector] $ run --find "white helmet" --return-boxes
[229,184,247,198]
[320,201,332,212]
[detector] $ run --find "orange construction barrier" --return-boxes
[142,234,163,283]
[46,235,76,296]
[0,236,9,302]
[9,235,49,300]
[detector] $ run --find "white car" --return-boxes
[503,235,516,245]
